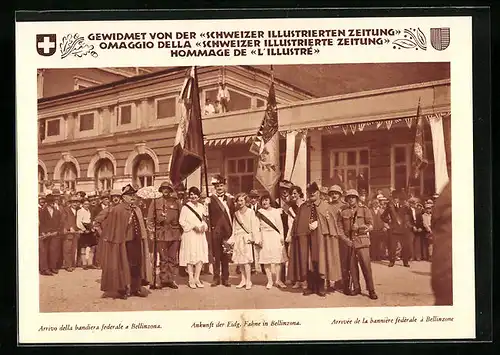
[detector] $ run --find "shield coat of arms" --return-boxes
[430,28,450,51]
[36,34,57,56]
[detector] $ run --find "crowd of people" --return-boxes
[38,174,439,301]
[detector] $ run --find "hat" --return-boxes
[306,182,319,194]
[38,193,46,199]
[319,186,329,195]
[345,189,360,198]
[100,191,110,199]
[211,174,226,185]
[121,184,137,196]
[408,197,420,204]
[87,191,98,199]
[45,194,55,202]
[279,180,293,190]
[159,181,174,192]
[328,185,343,194]
[392,189,407,200]
[376,194,388,201]
[248,189,260,198]
[175,182,187,192]
[110,189,122,197]
[69,195,81,202]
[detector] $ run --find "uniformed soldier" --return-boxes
[147,181,182,289]
[339,189,378,300]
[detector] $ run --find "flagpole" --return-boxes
[407,97,421,195]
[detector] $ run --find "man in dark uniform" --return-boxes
[338,189,378,300]
[207,174,235,287]
[381,189,413,267]
[147,181,182,289]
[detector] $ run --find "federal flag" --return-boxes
[169,67,204,186]
[250,81,280,197]
[410,101,428,181]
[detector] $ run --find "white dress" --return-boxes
[227,208,260,264]
[178,202,209,266]
[256,207,286,264]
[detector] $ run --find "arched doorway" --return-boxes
[95,158,114,191]
[133,154,154,188]
[60,162,77,191]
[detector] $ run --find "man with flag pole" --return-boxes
[168,66,211,282]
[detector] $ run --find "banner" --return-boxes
[429,114,450,194]
[169,66,204,186]
[250,80,280,198]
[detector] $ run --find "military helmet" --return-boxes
[345,189,359,198]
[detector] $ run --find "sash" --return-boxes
[234,212,250,234]
[255,210,280,235]
[211,194,232,227]
[184,204,203,222]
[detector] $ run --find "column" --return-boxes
[309,129,322,185]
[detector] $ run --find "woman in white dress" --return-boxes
[178,187,209,289]
[227,192,260,290]
[255,194,287,289]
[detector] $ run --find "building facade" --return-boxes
[38,65,451,199]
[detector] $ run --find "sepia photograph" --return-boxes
[36,63,452,313]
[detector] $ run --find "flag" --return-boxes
[410,101,428,181]
[250,81,280,197]
[429,114,450,194]
[289,131,307,195]
[169,66,204,186]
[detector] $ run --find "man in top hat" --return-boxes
[289,182,342,297]
[380,189,413,267]
[338,189,378,300]
[207,174,235,287]
[94,184,152,299]
[147,180,182,289]
[39,193,64,276]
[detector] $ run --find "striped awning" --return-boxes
[203,111,451,145]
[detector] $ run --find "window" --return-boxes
[133,155,154,188]
[46,119,60,137]
[119,105,132,125]
[329,148,370,192]
[391,144,435,196]
[228,90,252,111]
[156,97,177,119]
[95,159,114,191]
[79,113,94,131]
[227,157,255,194]
[61,162,77,191]
[38,165,45,193]
[256,98,265,108]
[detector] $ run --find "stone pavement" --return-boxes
[39,260,434,313]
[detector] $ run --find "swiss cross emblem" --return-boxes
[36,34,57,56]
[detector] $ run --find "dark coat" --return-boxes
[94,203,152,293]
[39,206,63,235]
[208,193,235,240]
[431,182,452,305]
[380,201,412,235]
